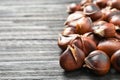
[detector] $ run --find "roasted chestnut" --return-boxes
[94,23,116,38]
[59,45,85,71]
[67,17,93,35]
[83,3,102,21]
[58,0,120,75]
[67,3,82,14]
[58,34,78,50]
[102,8,120,21]
[111,49,120,72]
[71,36,97,56]
[83,32,101,44]
[93,0,108,8]
[97,38,120,57]
[107,0,120,10]
[84,50,110,75]
[64,11,85,25]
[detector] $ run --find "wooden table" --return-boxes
[0,0,119,80]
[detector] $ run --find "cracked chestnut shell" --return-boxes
[58,34,78,51]
[111,49,120,72]
[83,32,101,45]
[59,45,85,71]
[84,50,110,75]
[66,17,93,35]
[70,36,97,56]
[64,11,85,25]
[97,38,120,57]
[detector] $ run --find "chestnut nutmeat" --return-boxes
[97,38,120,57]
[59,45,85,71]
[84,50,110,75]
[111,49,120,72]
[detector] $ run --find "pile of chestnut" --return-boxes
[58,0,120,76]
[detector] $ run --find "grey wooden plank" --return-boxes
[0,0,80,5]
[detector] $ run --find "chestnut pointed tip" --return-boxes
[94,29,105,37]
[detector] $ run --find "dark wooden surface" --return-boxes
[0,0,119,80]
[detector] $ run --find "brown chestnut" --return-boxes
[83,3,102,21]
[102,8,120,21]
[84,50,110,75]
[93,20,107,30]
[58,34,78,50]
[83,32,101,44]
[67,17,93,35]
[107,0,120,10]
[111,49,120,72]
[97,38,120,57]
[64,11,85,25]
[71,36,97,56]
[67,3,82,14]
[93,0,108,8]
[94,23,116,38]
[59,45,85,71]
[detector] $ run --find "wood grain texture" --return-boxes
[0,0,119,80]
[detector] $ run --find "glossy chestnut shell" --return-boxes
[97,38,120,57]
[70,36,97,56]
[84,50,110,75]
[107,0,120,10]
[67,3,82,14]
[58,34,78,50]
[102,8,120,21]
[64,11,85,25]
[83,32,101,45]
[111,49,120,72]
[83,3,102,21]
[93,0,108,8]
[59,45,85,71]
[67,17,93,35]
[94,23,116,38]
